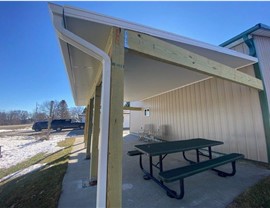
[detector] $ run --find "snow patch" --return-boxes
[0,163,46,182]
[0,130,13,133]
[0,134,66,169]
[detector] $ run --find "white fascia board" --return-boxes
[63,5,258,67]
[49,3,79,105]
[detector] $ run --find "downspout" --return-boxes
[52,10,111,207]
[244,35,270,163]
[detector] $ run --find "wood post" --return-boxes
[106,27,125,207]
[84,105,89,145]
[90,85,101,184]
[86,98,94,159]
[46,101,54,140]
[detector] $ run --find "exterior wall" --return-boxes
[123,110,130,129]
[130,41,268,162]
[254,36,270,106]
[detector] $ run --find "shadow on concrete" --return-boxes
[58,134,270,208]
[66,129,84,137]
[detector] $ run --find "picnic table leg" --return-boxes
[159,155,164,184]
[197,147,213,160]
[166,179,184,199]
[183,151,196,164]
[149,156,153,176]
[196,149,200,162]
[159,155,163,172]
[138,153,184,199]
[208,147,212,159]
[139,154,151,180]
[212,161,237,177]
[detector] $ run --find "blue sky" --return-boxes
[0,1,270,113]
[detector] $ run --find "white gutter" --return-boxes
[50,4,110,207]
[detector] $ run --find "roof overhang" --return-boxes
[49,3,260,106]
[221,23,270,48]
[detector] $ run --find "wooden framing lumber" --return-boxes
[90,85,101,183]
[83,104,89,149]
[125,30,263,90]
[123,106,142,111]
[106,27,125,208]
[86,98,94,159]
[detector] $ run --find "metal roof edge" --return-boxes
[220,23,270,47]
[48,2,80,105]
[62,4,257,64]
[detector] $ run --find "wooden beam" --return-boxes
[123,106,142,111]
[126,30,263,90]
[90,85,101,184]
[106,27,124,208]
[83,104,89,151]
[86,98,94,159]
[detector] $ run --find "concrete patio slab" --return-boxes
[58,132,270,208]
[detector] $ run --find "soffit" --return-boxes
[51,4,258,105]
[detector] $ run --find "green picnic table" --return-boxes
[129,138,243,199]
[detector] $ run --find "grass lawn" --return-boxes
[227,161,270,208]
[0,137,75,208]
[0,153,46,179]
[227,175,270,208]
[1,136,270,208]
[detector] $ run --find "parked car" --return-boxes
[51,119,85,131]
[32,121,48,132]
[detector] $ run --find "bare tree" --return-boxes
[0,112,7,125]
[55,100,70,119]
[19,111,30,124]
[0,110,32,125]
[70,106,84,121]
[37,100,59,120]
[33,112,47,121]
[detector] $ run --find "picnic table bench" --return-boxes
[127,150,142,156]
[128,138,244,200]
[158,153,244,199]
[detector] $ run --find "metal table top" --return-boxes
[135,138,223,156]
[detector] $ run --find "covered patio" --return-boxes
[49,3,263,207]
[58,133,270,208]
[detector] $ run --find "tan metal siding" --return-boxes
[254,36,270,106]
[130,101,143,133]
[131,76,267,162]
[130,41,267,162]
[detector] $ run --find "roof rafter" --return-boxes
[125,30,263,91]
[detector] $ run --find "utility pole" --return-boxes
[35,102,38,121]
[46,101,54,140]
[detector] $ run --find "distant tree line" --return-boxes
[0,100,85,126]
[0,110,31,125]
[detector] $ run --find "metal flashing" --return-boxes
[220,23,270,47]
[244,37,270,163]
[49,3,261,105]
[62,4,257,65]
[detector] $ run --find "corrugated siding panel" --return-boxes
[254,36,270,106]
[130,41,267,162]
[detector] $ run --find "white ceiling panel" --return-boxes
[49,3,259,106]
